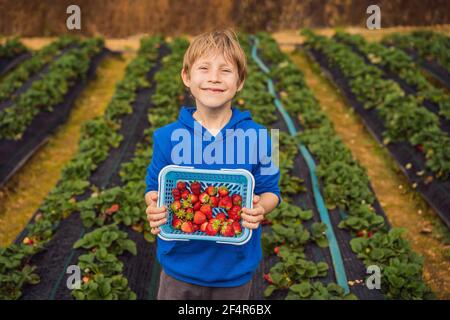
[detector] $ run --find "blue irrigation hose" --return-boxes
[251,36,350,293]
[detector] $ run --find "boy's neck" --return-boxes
[193,100,233,136]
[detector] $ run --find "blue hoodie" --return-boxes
[145,106,281,287]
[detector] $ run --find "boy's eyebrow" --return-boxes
[196,60,234,68]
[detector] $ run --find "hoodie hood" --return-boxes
[177,106,253,141]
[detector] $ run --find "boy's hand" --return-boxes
[241,195,266,230]
[145,192,168,235]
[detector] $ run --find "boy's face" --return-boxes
[181,52,244,110]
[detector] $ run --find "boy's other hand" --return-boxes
[145,192,168,235]
[241,195,265,230]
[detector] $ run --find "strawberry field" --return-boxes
[1,28,450,300]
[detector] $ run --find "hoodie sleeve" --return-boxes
[145,130,170,194]
[252,130,282,207]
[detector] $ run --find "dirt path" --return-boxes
[0,53,133,246]
[287,49,450,299]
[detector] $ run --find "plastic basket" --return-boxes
[157,165,254,245]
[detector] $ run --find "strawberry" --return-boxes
[215,212,227,222]
[220,222,235,237]
[199,192,210,204]
[205,219,222,236]
[367,231,374,238]
[172,188,181,200]
[181,221,194,233]
[192,224,199,232]
[82,276,90,284]
[228,205,242,221]
[219,196,232,210]
[206,186,218,196]
[231,194,242,206]
[356,230,367,237]
[261,219,272,226]
[170,200,181,211]
[174,209,186,219]
[105,204,120,215]
[263,273,274,284]
[200,221,209,233]
[190,181,201,195]
[181,199,192,209]
[232,221,242,235]
[185,207,194,221]
[193,211,206,225]
[176,181,187,191]
[416,144,424,153]
[172,217,182,230]
[23,237,34,245]
[200,204,213,219]
[218,186,229,197]
[190,194,199,204]
[274,246,280,255]
[181,190,190,200]
[193,201,201,211]
[210,196,219,208]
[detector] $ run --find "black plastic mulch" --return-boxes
[14,45,169,300]
[338,41,450,136]
[0,52,32,77]
[304,46,450,230]
[0,47,108,188]
[399,47,450,89]
[0,44,78,113]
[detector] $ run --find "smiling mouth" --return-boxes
[202,88,225,93]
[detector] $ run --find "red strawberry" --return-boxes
[193,211,206,225]
[261,219,272,226]
[181,190,190,200]
[170,200,181,211]
[228,205,242,221]
[185,207,194,221]
[416,144,424,153]
[200,204,213,219]
[206,186,218,196]
[274,246,280,255]
[356,230,367,237]
[193,201,201,211]
[190,194,199,204]
[220,222,235,237]
[105,204,120,215]
[192,224,199,232]
[172,217,182,230]
[232,221,242,235]
[177,181,187,191]
[219,196,232,210]
[181,221,194,233]
[200,221,209,233]
[231,194,242,206]
[263,273,274,284]
[215,212,227,222]
[218,186,229,197]
[367,231,374,238]
[205,219,222,236]
[199,192,210,204]
[210,196,219,208]
[190,181,201,195]
[172,188,181,200]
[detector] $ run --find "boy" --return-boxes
[145,29,281,300]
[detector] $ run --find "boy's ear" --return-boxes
[181,69,190,88]
[237,80,245,92]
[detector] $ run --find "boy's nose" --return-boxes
[208,69,221,82]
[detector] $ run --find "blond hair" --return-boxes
[182,29,247,86]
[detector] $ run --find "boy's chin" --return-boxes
[195,97,233,109]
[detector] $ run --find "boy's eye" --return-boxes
[222,69,232,73]
[199,66,208,70]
